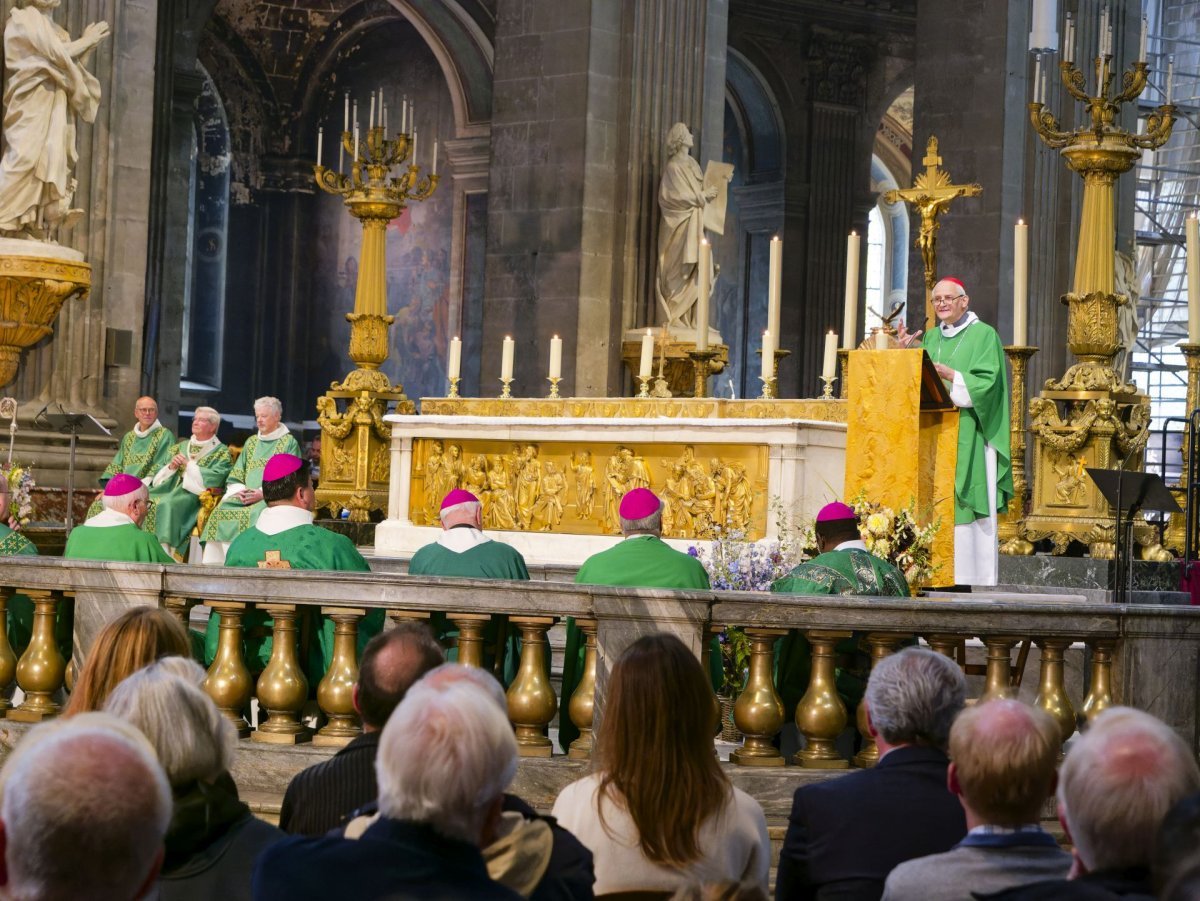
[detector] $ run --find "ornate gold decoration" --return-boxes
[312,125,432,522]
[420,395,848,423]
[730,627,787,767]
[450,614,490,668]
[636,375,652,399]
[0,591,16,711]
[978,636,1017,703]
[1081,638,1115,723]
[567,619,598,760]
[9,590,64,721]
[853,633,906,768]
[0,254,91,387]
[253,605,310,744]
[314,608,364,747]
[506,617,557,758]
[794,630,851,769]
[1034,638,1076,754]
[1164,344,1200,554]
[621,337,728,398]
[547,376,562,400]
[202,602,252,738]
[838,349,850,399]
[447,375,461,399]
[883,137,983,325]
[257,549,291,570]
[499,376,514,400]
[688,349,721,398]
[999,347,1037,555]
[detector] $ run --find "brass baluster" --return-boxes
[202,602,252,738]
[730,627,786,767]
[567,618,598,760]
[387,610,431,627]
[1035,637,1076,753]
[253,605,310,744]
[315,608,365,747]
[9,590,65,721]
[926,634,960,660]
[1081,638,1116,723]
[978,636,1017,703]
[449,613,490,668]
[0,589,17,712]
[506,616,556,758]
[854,633,908,768]
[163,595,197,633]
[794,630,851,769]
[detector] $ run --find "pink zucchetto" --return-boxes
[815,501,857,523]
[441,489,480,510]
[262,453,304,483]
[103,473,143,497]
[619,487,661,520]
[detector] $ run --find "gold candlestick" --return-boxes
[447,376,461,399]
[636,375,651,398]
[499,377,514,399]
[999,345,1036,555]
[819,375,836,400]
[547,376,562,399]
[758,375,776,400]
[688,349,719,399]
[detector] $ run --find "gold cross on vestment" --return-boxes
[257,550,292,569]
[883,136,982,327]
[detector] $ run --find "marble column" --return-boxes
[445,135,492,396]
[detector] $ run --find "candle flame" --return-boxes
[1018,218,1025,225]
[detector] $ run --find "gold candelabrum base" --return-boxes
[447,376,461,399]
[499,377,514,399]
[757,375,777,400]
[999,346,1037,556]
[688,349,720,399]
[636,375,651,399]
[620,337,728,398]
[819,375,836,400]
[547,376,561,399]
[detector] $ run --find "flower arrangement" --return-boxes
[1,462,35,529]
[850,492,940,587]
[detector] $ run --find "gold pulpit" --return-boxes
[844,349,957,586]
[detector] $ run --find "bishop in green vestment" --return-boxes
[562,487,710,751]
[85,396,174,520]
[199,397,301,564]
[904,277,1012,586]
[144,406,232,561]
[66,474,175,564]
[205,454,382,683]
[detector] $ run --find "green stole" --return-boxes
[145,439,234,558]
[86,424,174,519]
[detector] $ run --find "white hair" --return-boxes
[104,659,235,786]
[376,679,517,844]
[439,500,482,525]
[101,481,149,513]
[417,662,507,710]
[1059,706,1200,871]
[193,406,221,427]
[865,647,966,749]
[1,713,171,900]
[620,504,663,537]
[253,396,282,416]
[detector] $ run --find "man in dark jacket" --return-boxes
[775,647,968,901]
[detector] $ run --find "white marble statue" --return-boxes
[1114,249,1140,381]
[0,0,110,239]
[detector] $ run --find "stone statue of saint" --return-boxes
[655,122,720,334]
[1113,249,1140,382]
[0,1,110,239]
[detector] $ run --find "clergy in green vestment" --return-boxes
[408,489,529,683]
[144,406,232,562]
[901,276,1012,587]
[199,396,301,565]
[85,396,174,520]
[771,501,909,720]
[205,453,382,683]
[65,474,175,564]
[561,487,710,752]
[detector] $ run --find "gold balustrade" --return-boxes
[506,617,557,758]
[852,633,906,768]
[1081,637,1115,723]
[253,605,310,745]
[794,631,852,769]
[450,614,491,669]
[9,590,64,722]
[315,608,364,747]
[203,602,253,738]
[1034,638,1076,754]
[978,636,1018,703]
[730,627,787,767]
[567,619,598,760]
[0,590,16,714]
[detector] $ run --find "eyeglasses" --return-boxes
[932,294,967,305]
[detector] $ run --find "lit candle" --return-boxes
[639,328,654,378]
[842,231,860,349]
[761,331,775,381]
[1013,219,1029,346]
[822,330,838,380]
[696,238,712,351]
[1139,16,1148,63]
[448,336,462,379]
[1167,55,1174,103]
[432,140,439,176]
[768,235,782,340]
[316,127,323,168]
[501,336,515,381]
[1187,215,1200,344]
[549,334,563,380]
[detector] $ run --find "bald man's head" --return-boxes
[354,623,445,731]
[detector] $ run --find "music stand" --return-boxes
[1087,468,1182,605]
[38,412,111,530]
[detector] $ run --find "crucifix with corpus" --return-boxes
[883,136,982,327]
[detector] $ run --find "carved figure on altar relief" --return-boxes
[422,440,445,521]
[436,444,464,500]
[662,462,696,537]
[710,457,735,527]
[1052,453,1087,507]
[629,453,652,490]
[464,454,489,498]
[515,444,541,529]
[726,463,753,530]
[0,1,110,238]
[533,462,566,531]
[329,441,354,483]
[605,449,631,529]
[571,451,596,519]
[485,458,517,530]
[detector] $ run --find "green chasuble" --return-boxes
[199,429,301,546]
[561,535,711,751]
[0,524,68,661]
[64,515,176,564]
[771,545,910,719]
[205,508,382,683]
[86,423,174,519]
[144,438,233,559]
[922,317,1013,524]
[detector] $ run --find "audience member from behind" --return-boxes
[553,633,770,895]
[775,646,968,901]
[0,712,172,901]
[1154,792,1200,901]
[63,605,192,715]
[280,623,445,835]
[104,658,284,900]
[882,700,1069,900]
[253,676,524,900]
[985,706,1200,900]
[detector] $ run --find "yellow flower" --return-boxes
[866,512,889,534]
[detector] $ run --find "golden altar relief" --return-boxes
[419,396,847,424]
[411,439,769,540]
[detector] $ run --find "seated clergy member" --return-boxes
[65,473,174,563]
[86,395,174,519]
[146,405,232,561]
[775,647,968,901]
[408,489,530,580]
[881,699,1070,901]
[773,501,908,596]
[561,487,710,751]
[206,454,382,680]
[253,676,524,900]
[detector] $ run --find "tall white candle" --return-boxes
[1033,53,1042,103]
[822,330,838,380]
[1187,216,1200,344]
[549,335,563,380]
[343,93,350,132]
[768,236,782,340]
[639,329,654,378]
[1063,13,1074,65]
[432,140,439,176]
[1167,55,1175,103]
[842,231,860,349]
[1139,16,1148,62]
[316,127,323,168]
[761,331,775,381]
[696,238,711,351]
[1014,218,1029,346]
[353,123,360,162]
[501,336,515,381]
[402,96,408,132]
[369,93,375,131]
[448,336,462,379]
[383,102,388,134]
[412,128,418,167]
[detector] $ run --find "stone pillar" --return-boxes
[445,135,492,396]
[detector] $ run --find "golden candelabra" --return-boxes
[499,376,514,399]
[636,375,652,398]
[758,375,777,400]
[999,346,1036,555]
[312,124,437,521]
[819,375,835,400]
[1016,45,1175,557]
[688,349,719,399]
[447,376,461,399]
[547,377,562,400]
